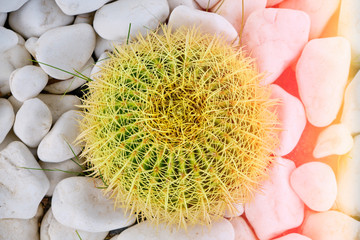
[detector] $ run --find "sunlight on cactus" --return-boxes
[77,25,279,229]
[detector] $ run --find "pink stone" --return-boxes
[271,84,306,156]
[230,217,257,240]
[290,162,337,212]
[242,8,310,85]
[245,157,304,240]
[273,233,311,240]
[279,0,340,39]
[210,0,266,33]
[266,0,284,7]
[296,37,351,127]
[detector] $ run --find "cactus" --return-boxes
[78,26,279,228]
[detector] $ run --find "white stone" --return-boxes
[313,123,354,158]
[224,202,244,218]
[211,0,266,33]
[37,94,81,123]
[0,130,20,151]
[0,205,43,240]
[7,95,23,113]
[230,216,257,240]
[0,0,29,12]
[8,0,74,39]
[273,233,311,240]
[24,36,37,57]
[90,52,110,77]
[39,158,83,196]
[168,0,201,12]
[52,176,136,232]
[14,98,52,148]
[41,208,109,240]
[0,12,6,26]
[168,5,239,44]
[55,0,112,15]
[271,84,306,156]
[38,110,82,162]
[341,70,360,134]
[195,0,219,9]
[266,0,284,7]
[9,65,48,102]
[74,12,95,24]
[302,211,360,240]
[0,27,18,53]
[290,162,337,212]
[0,141,49,219]
[242,8,310,85]
[296,37,351,127]
[245,157,304,240]
[279,0,340,39]
[44,57,94,94]
[34,23,96,80]
[111,218,234,240]
[94,35,120,59]
[339,0,360,67]
[94,0,169,41]
[0,98,15,144]
[0,34,31,96]
[337,135,360,218]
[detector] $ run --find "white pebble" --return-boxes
[0,205,43,240]
[0,12,6,26]
[0,98,15,144]
[337,135,360,218]
[37,94,81,123]
[0,26,18,52]
[94,0,169,41]
[279,0,340,39]
[230,217,257,240]
[245,157,304,240]
[0,130,19,151]
[242,8,310,85]
[302,211,360,240]
[111,218,234,240]
[0,141,49,219]
[8,0,74,39]
[168,0,201,12]
[74,12,95,24]
[273,233,311,240]
[24,36,37,57]
[290,162,337,212]
[41,208,108,240]
[313,123,354,158]
[0,34,31,96]
[55,0,112,15]
[168,5,239,45]
[195,0,219,9]
[0,0,29,13]
[34,23,96,80]
[14,98,52,148]
[7,95,23,113]
[52,177,136,232]
[296,37,351,127]
[341,70,360,134]
[224,202,244,218]
[38,110,82,162]
[44,57,94,94]
[39,158,83,196]
[339,0,360,68]
[271,84,306,156]
[9,65,48,102]
[211,0,266,33]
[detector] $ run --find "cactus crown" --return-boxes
[78,26,279,228]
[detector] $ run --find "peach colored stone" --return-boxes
[271,84,306,156]
[266,0,284,7]
[296,37,351,127]
[230,217,257,240]
[279,0,340,39]
[245,157,304,240]
[242,8,310,85]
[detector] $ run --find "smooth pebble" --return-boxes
[9,65,48,102]
[168,0,201,12]
[224,203,244,218]
[55,0,112,15]
[296,37,351,127]
[0,12,6,26]
[230,216,257,240]
[0,0,29,12]
[242,8,310,85]
[0,98,15,144]
[273,233,311,240]
[245,157,304,240]
[0,26,18,52]
[52,177,136,232]
[266,0,284,7]
[38,110,82,162]
[0,141,49,219]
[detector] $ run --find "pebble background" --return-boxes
[0,0,360,239]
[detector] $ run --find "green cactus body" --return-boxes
[78,26,279,228]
